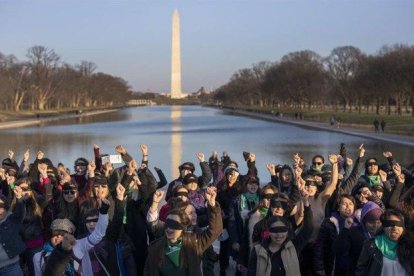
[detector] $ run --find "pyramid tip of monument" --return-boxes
[173,8,179,14]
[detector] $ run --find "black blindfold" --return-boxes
[382,220,404,228]
[269,226,288,233]
[174,191,188,197]
[270,200,287,209]
[165,219,185,230]
[261,193,273,200]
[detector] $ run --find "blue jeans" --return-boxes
[0,261,23,276]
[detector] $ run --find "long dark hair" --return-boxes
[57,185,79,223]
[158,208,194,269]
[381,209,414,273]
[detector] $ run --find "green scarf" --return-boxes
[368,175,381,186]
[240,192,259,211]
[166,237,183,267]
[259,207,269,217]
[375,233,397,260]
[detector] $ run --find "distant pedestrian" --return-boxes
[295,113,298,120]
[380,119,386,132]
[330,116,336,126]
[373,119,379,133]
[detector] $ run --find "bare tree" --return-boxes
[26,46,64,110]
[325,46,363,112]
[0,53,30,111]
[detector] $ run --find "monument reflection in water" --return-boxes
[170,106,182,179]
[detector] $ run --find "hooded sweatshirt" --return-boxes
[360,201,383,239]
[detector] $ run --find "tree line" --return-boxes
[0,46,132,111]
[212,44,414,116]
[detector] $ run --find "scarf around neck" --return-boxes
[240,192,259,211]
[259,207,269,217]
[375,233,398,260]
[166,237,183,267]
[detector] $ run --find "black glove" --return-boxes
[99,199,110,214]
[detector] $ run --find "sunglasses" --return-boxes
[63,190,77,195]
[313,162,323,166]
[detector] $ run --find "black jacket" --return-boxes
[332,226,366,275]
[0,198,26,260]
[356,237,413,276]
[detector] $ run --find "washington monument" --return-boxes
[171,9,184,99]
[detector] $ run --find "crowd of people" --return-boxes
[0,143,413,276]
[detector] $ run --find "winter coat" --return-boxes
[33,211,109,276]
[247,205,314,276]
[332,201,381,275]
[0,199,25,268]
[355,238,412,276]
[144,203,223,276]
[313,212,359,275]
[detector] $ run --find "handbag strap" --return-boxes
[93,249,111,276]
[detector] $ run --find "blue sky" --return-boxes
[1,0,414,93]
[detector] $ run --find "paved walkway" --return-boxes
[222,108,414,147]
[0,109,119,130]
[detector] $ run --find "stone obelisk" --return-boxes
[171,9,183,99]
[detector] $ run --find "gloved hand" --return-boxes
[99,198,110,214]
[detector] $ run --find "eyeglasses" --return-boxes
[63,190,77,195]
[313,162,323,166]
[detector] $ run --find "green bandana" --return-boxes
[312,167,322,173]
[375,233,397,260]
[240,192,259,211]
[368,175,381,186]
[259,207,269,217]
[166,237,183,267]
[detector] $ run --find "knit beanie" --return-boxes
[364,208,383,222]
[361,201,383,223]
[50,218,76,234]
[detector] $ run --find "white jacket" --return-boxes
[33,213,109,275]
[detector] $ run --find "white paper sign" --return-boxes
[101,154,122,164]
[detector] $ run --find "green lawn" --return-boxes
[223,105,414,135]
